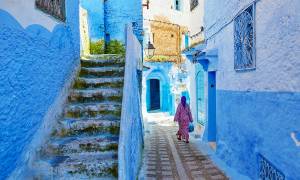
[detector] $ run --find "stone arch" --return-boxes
[146,68,171,112]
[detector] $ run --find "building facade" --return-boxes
[185,0,300,179]
[143,0,204,115]
[180,0,206,137]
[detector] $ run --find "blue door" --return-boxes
[150,79,160,110]
[207,72,216,142]
[196,69,205,125]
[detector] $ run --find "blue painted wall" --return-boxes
[0,0,80,179]
[80,0,104,41]
[80,0,143,43]
[104,0,143,42]
[202,0,300,179]
[216,90,300,179]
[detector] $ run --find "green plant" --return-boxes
[90,40,105,54]
[89,39,125,55]
[105,40,125,55]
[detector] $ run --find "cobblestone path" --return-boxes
[140,113,228,180]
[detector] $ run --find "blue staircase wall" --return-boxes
[0,0,80,178]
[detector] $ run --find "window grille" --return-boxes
[35,0,66,22]
[190,0,198,11]
[258,154,285,180]
[234,4,256,71]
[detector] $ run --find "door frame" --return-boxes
[196,70,205,125]
[207,71,216,142]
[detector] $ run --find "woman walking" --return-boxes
[174,96,193,143]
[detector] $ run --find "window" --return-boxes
[258,154,285,180]
[175,0,181,11]
[234,3,256,71]
[35,0,66,21]
[190,0,198,11]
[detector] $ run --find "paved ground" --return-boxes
[139,113,228,180]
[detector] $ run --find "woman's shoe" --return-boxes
[186,141,189,143]
[177,137,181,141]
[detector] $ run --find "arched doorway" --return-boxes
[149,79,160,110]
[145,67,171,113]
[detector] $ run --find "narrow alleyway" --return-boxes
[139,113,228,180]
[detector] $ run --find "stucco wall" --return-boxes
[189,0,204,36]
[80,6,90,55]
[80,0,104,41]
[204,0,300,179]
[118,24,144,180]
[105,0,143,42]
[144,0,190,27]
[79,0,142,43]
[143,0,205,58]
[186,60,197,122]
[151,21,182,57]
[0,0,59,31]
[0,0,80,179]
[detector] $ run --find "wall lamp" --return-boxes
[145,41,155,58]
[143,0,150,9]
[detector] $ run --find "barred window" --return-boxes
[234,4,256,71]
[35,0,66,22]
[190,0,198,11]
[258,154,285,180]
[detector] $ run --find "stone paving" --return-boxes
[139,113,228,180]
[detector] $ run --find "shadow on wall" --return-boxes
[0,5,79,179]
[216,90,300,179]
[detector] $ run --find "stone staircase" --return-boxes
[31,55,125,179]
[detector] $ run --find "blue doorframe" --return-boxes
[207,71,216,142]
[196,69,205,125]
[146,68,171,113]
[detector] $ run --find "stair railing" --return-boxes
[118,24,144,180]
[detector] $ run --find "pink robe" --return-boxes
[174,103,193,141]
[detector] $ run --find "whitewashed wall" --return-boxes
[204,0,300,179]
[118,25,143,180]
[144,0,190,26]
[0,0,59,31]
[188,0,204,36]
[205,0,300,92]
[80,6,90,55]
[185,60,197,122]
